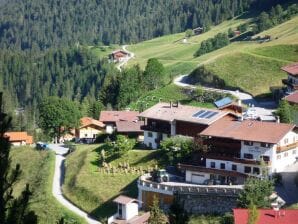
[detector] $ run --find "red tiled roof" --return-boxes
[113,195,138,205]
[116,120,143,133]
[139,102,229,125]
[100,111,139,123]
[284,91,298,104]
[200,116,295,144]
[233,209,298,224]
[281,63,298,76]
[80,117,105,128]
[4,132,33,144]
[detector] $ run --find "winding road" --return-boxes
[116,45,135,71]
[174,74,277,119]
[49,144,101,224]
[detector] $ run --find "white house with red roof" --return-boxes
[109,50,130,63]
[282,63,298,93]
[108,195,150,224]
[5,132,33,146]
[75,117,105,143]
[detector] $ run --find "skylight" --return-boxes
[192,110,218,119]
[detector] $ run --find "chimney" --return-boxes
[237,99,242,106]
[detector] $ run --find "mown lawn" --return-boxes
[63,145,166,222]
[10,146,85,224]
[128,84,214,111]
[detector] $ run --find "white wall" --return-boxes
[206,158,262,176]
[124,202,138,220]
[143,131,158,149]
[240,141,273,161]
[78,126,102,139]
[185,170,210,184]
[106,124,115,134]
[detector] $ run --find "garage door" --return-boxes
[191,174,205,184]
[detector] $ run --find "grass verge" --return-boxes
[10,146,86,224]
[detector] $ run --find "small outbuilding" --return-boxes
[5,132,33,146]
[108,195,150,224]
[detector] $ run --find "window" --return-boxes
[244,153,253,159]
[284,138,288,144]
[148,132,153,137]
[284,152,288,157]
[85,134,88,137]
[261,156,270,162]
[293,150,296,155]
[232,164,237,171]
[261,142,271,148]
[244,166,251,173]
[210,162,215,168]
[220,163,225,170]
[244,141,253,146]
[277,155,281,160]
[253,167,260,175]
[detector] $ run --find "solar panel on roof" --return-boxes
[214,97,232,108]
[192,110,206,118]
[206,111,218,119]
[200,110,212,118]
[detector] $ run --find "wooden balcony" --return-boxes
[282,79,298,90]
[140,125,170,134]
[277,142,298,153]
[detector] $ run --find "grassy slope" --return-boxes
[10,146,85,224]
[128,84,214,111]
[126,16,298,96]
[63,145,165,222]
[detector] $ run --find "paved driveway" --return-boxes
[275,162,298,206]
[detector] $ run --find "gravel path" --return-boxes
[116,45,135,71]
[49,144,101,224]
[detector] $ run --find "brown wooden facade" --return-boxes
[176,121,207,137]
[141,191,174,210]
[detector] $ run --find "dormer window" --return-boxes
[244,141,253,146]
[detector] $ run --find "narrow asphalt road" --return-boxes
[49,144,101,224]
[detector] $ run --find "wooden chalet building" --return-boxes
[282,63,298,93]
[109,50,129,63]
[179,116,297,185]
[139,102,229,149]
[5,132,33,146]
[75,117,105,143]
[99,111,141,135]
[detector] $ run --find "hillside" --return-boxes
[0,0,257,50]
[126,15,298,96]
[10,147,85,224]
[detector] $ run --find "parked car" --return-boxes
[36,142,49,150]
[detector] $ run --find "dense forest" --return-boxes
[0,0,294,134]
[0,0,275,50]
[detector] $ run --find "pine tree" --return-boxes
[148,195,167,224]
[277,100,292,123]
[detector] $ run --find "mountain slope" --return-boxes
[126,15,298,96]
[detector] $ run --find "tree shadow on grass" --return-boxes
[90,144,119,167]
[89,178,138,222]
[130,150,168,167]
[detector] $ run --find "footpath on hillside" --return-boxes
[49,144,101,224]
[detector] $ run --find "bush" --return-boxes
[95,133,116,143]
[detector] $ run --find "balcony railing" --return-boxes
[140,125,171,134]
[277,142,298,152]
[282,79,298,90]
[205,153,271,165]
[138,173,243,196]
